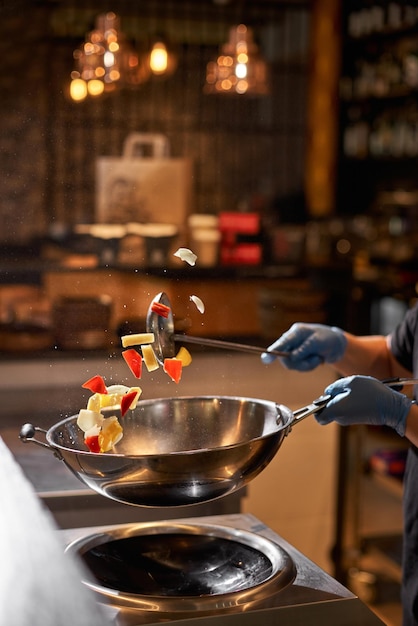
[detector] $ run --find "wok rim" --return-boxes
[45,394,292,459]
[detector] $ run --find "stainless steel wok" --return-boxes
[20,394,329,507]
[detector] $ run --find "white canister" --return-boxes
[190,227,221,267]
[188,214,220,267]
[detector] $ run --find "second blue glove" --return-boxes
[317,375,413,437]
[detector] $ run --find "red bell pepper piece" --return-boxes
[151,301,171,318]
[121,390,139,417]
[122,348,143,379]
[85,434,100,453]
[163,358,183,384]
[82,375,107,395]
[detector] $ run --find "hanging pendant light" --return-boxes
[69,12,149,102]
[205,24,269,96]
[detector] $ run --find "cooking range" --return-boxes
[21,387,386,625]
[62,513,384,626]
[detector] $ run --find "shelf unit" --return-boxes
[333,8,418,602]
[333,424,406,603]
[337,1,418,218]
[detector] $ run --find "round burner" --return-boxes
[67,521,296,618]
[83,533,274,596]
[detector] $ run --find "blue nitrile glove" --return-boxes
[316,375,413,437]
[261,323,347,371]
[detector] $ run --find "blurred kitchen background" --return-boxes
[1,1,417,623]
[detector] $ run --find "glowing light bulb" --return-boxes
[87,79,105,96]
[149,42,168,74]
[104,51,115,67]
[70,78,88,101]
[235,63,247,79]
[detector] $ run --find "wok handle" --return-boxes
[19,423,63,460]
[285,379,418,432]
[382,377,418,389]
[291,394,331,425]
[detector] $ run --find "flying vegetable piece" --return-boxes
[82,375,107,395]
[86,384,140,413]
[122,348,143,379]
[176,346,192,367]
[103,385,142,410]
[121,332,155,348]
[142,344,159,372]
[163,357,183,384]
[173,247,197,266]
[126,386,142,411]
[190,294,205,314]
[120,389,141,417]
[150,301,171,318]
[79,385,139,452]
[88,390,122,411]
[86,394,101,412]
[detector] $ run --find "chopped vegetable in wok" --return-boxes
[86,394,102,412]
[86,384,141,412]
[77,409,103,432]
[99,416,123,452]
[85,430,101,453]
[77,382,142,453]
[120,388,141,416]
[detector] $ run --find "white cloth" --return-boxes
[0,437,112,626]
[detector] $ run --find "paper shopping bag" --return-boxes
[95,156,193,226]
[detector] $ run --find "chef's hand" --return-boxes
[261,323,347,371]
[317,375,413,437]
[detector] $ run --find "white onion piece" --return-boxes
[190,295,205,314]
[77,409,104,433]
[173,247,197,266]
[106,384,130,395]
[84,424,102,439]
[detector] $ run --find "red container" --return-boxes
[219,212,262,265]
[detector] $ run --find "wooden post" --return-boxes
[305,0,342,217]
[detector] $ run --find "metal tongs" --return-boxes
[146,292,290,364]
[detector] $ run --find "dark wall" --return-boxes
[0,0,311,243]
